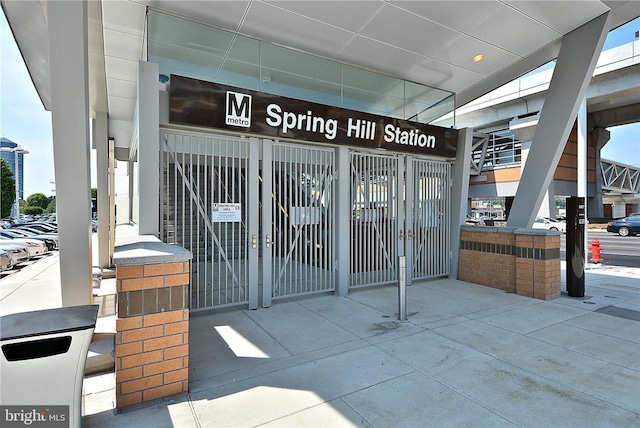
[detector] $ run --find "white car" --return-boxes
[0,249,13,271]
[0,236,48,257]
[0,242,30,264]
[532,217,566,233]
[1,229,58,250]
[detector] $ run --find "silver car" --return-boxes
[1,229,58,250]
[0,242,30,264]
[0,236,48,257]
[0,249,13,271]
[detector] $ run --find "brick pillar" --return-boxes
[515,234,535,298]
[515,231,561,300]
[532,235,561,300]
[458,226,560,300]
[114,261,190,409]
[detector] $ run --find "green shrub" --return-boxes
[23,206,44,215]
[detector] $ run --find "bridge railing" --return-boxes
[601,159,640,193]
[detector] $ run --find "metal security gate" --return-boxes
[262,141,335,306]
[350,152,401,287]
[161,130,251,310]
[161,130,448,308]
[161,131,336,310]
[406,158,451,280]
[350,151,450,288]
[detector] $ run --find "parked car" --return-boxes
[0,242,30,264]
[465,216,486,227]
[0,229,58,251]
[532,216,566,233]
[606,216,640,237]
[12,222,58,234]
[0,249,13,271]
[13,226,58,237]
[0,236,48,257]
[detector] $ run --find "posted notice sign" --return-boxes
[212,203,242,223]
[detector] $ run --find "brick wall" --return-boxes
[459,227,560,300]
[114,261,190,409]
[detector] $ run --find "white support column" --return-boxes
[577,99,588,259]
[449,128,473,280]
[335,146,350,296]
[507,13,610,228]
[95,112,110,268]
[137,61,160,236]
[578,99,587,199]
[588,127,610,218]
[612,201,626,218]
[48,0,93,306]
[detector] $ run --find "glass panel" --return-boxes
[413,94,455,126]
[216,35,261,90]
[148,10,234,82]
[148,10,455,124]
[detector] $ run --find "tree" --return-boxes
[26,192,49,210]
[0,159,15,218]
[47,197,56,214]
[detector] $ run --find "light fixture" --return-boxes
[472,54,484,63]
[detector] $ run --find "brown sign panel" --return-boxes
[169,75,458,157]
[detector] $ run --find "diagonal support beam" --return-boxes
[507,13,611,227]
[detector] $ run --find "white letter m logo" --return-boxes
[225,91,252,127]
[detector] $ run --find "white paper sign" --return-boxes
[212,203,242,222]
[290,206,321,225]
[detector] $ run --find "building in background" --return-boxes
[0,137,27,200]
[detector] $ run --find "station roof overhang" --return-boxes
[2,0,639,149]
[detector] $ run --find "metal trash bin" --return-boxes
[1,305,99,428]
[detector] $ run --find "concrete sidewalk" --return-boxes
[2,254,639,427]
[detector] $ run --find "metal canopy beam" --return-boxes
[507,13,611,228]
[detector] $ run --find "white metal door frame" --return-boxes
[408,158,451,281]
[349,151,402,288]
[262,140,336,305]
[160,129,254,311]
[349,150,451,289]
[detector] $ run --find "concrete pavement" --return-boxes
[1,252,639,427]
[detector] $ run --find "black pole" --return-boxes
[566,196,586,297]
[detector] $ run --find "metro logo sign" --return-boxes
[225,91,251,127]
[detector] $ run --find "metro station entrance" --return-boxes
[161,76,457,311]
[161,128,450,311]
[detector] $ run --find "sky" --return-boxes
[0,10,639,199]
